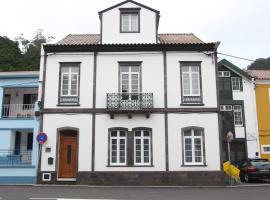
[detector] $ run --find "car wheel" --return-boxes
[244,173,250,183]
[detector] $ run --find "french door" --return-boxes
[120,66,140,100]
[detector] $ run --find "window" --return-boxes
[268,88,270,104]
[180,62,202,104]
[109,129,127,165]
[231,77,241,91]
[27,132,33,150]
[59,63,80,105]
[23,94,38,109]
[218,71,231,77]
[182,127,205,165]
[233,105,243,126]
[261,145,270,154]
[119,63,141,101]
[134,129,151,165]
[120,9,140,33]
[220,105,232,111]
[108,127,153,166]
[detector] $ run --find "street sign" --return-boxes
[226,131,233,143]
[36,132,48,145]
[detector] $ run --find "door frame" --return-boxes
[56,127,79,179]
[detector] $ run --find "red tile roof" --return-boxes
[248,70,270,80]
[55,33,205,45]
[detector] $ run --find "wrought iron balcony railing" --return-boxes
[1,104,35,118]
[0,149,32,166]
[107,93,153,111]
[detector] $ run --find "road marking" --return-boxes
[29,198,57,200]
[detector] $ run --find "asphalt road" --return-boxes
[1,185,270,200]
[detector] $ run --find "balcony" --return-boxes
[0,149,32,166]
[106,93,153,118]
[1,104,35,118]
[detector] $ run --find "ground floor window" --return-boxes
[108,127,152,166]
[182,127,205,165]
[261,145,270,154]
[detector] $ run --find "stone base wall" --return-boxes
[38,171,227,186]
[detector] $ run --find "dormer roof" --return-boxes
[98,0,160,15]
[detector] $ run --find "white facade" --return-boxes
[233,77,260,158]
[39,0,223,185]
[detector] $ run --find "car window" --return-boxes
[251,160,270,166]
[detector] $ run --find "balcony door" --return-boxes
[2,94,11,117]
[120,65,140,101]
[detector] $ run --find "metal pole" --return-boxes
[227,141,232,185]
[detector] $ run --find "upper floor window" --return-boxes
[231,77,241,91]
[220,105,232,111]
[233,105,243,126]
[218,71,231,77]
[59,63,80,105]
[180,62,202,104]
[182,127,205,166]
[120,8,140,33]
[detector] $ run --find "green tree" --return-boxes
[0,36,25,71]
[248,57,270,70]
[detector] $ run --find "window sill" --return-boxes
[106,165,154,167]
[180,103,204,106]
[57,104,80,107]
[181,164,207,167]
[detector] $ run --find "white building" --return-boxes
[38,0,225,185]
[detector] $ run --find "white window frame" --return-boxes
[182,128,204,165]
[231,77,241,91]
[110,130,127,166]
[60,66,79,97]
[268,88,270,104]
[181,65,201,97]
[261,145,270,154]
[218,71,231,77]
[233,105,243,126]
[121,12,139,32]
[220,105,233,111]
[120,66,140,94]
[134,130,151,166]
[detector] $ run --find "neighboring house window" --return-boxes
[27,132,33,150]
[59,63,80,105]
[134,129,151,165]
[180,62,202,104]
[23,94,38,109]
[231,77,241,91]
[261,145,270,154]
[233,105,243,126]
[220,105,232,111]
[109,129,127,165]
[182,127,205,165]
[218,71,231,77]
[120,9,140,33]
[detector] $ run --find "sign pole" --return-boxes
[227,131,233,185]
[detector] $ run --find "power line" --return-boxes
[217,52,254,62]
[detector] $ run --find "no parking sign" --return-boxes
[36,132,48,145]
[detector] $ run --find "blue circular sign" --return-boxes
[36,132,48,144]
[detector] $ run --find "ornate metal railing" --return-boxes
[107,93,153,111]
[0,149,32,165]
[1,104,35,118]
[182,96,202,104]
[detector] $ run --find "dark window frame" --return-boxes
[181,126,206,166]
[58,62,81,106]
[107,127,153,167]
[179,61,203,105]
[119,8,141,33]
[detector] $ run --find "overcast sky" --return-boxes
[1,0,269,68]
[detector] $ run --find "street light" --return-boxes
[227,131,234,185]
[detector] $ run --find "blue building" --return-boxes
[0,71,39,184]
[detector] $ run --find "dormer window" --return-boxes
[120,8,140,33]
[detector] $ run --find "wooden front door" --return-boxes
[58,130,78,178]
